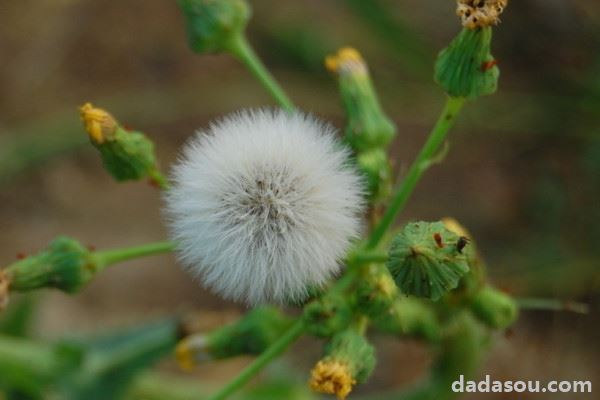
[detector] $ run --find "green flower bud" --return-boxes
[177,0,250,54]
[3,237,96,294]
[326,48,396,152]
[470,286,518,329]
[310,330,375,399]
[175,306,292,369]
[303,294,352,338]
[434,27,499,100]
[79,103,166,188]
[355,263,398,318]
[373,297,441,343]
[387,221,470,301]
[357,148,393,201]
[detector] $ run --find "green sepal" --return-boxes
[95,127,165,186]
[178,0,251,54]
[303,294,352,338]
[434,27,499,99]
[372,297,441,343]
[206,306,293,358]
[470,286,518,329]
[339,69,396,152]
[5,237,97,294]
[387,221,470,300]
[355,263,398,318]
[357,148,393,202]
[323,330,376,384]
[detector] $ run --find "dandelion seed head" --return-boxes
[165,109,364,305]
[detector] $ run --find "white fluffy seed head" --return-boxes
[165,109,365,305]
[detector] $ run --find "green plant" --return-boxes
[0,1,586,400]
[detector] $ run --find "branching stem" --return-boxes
[367,96,466,249]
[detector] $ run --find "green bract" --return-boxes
[323,330,376,384]
[470,286,518,329]
[5,237,95,293]
[387,221,470,300]
[94,127,164,186]
[178,0,250,54]
[303,294,352,338]
[434,27,499,99]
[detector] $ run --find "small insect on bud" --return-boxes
[470,286,518,329]
[176,306,292,369]
[79,103,167,188]
[177,0,251,54]
[456,236,470,253]
[2,237,97,294]
[310,330,376,399]
[386,221,470,301]
[326,47,396,152]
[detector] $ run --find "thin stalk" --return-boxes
[367,97,466,249]
[206,320,305,400]
[351,250,388,265]
[228,36,295,113]
[517,297,589,314]
[95,241,175,267]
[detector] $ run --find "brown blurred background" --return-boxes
[0,0,599,398]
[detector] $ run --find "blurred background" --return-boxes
[0,0,598,398]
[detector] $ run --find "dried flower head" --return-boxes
[310,360,355,400]
[457,0,508,29]
[165,109,364,305]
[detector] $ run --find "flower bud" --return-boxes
[387,221,470,300]
[373,297,441,343]
[176,306,293,369]
[79,103,166,188]
[355,263,398,318]
[326,47,396,152]
[357,148,393,202]
[434,27,499,99]
[470,286,518,329]
[303,294,352,338]
[0,270,9,311]
[177,0,251,54]
[3,237,96,294]
[310,330,376,399]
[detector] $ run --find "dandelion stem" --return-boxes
[95,241,175,267]
[207,320,305,400]
[229,36,295,113]
[350,250,389,265]
[517,297,590,314]
[367,96,466,249]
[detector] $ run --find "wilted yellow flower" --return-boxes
[310,360,356,400]
[79,102,118,144]
[325,47,367,75]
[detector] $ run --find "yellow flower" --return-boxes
[325,47,367,75]
[310,360,356,400]
[79,103,118,144]
[0,270,10,311]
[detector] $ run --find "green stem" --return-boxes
[228,36,295,113]
[95,241,175,267]
[367,96,466,249]
[207,320,305,400]
[517,297,589,314]
[351,250,388,265]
